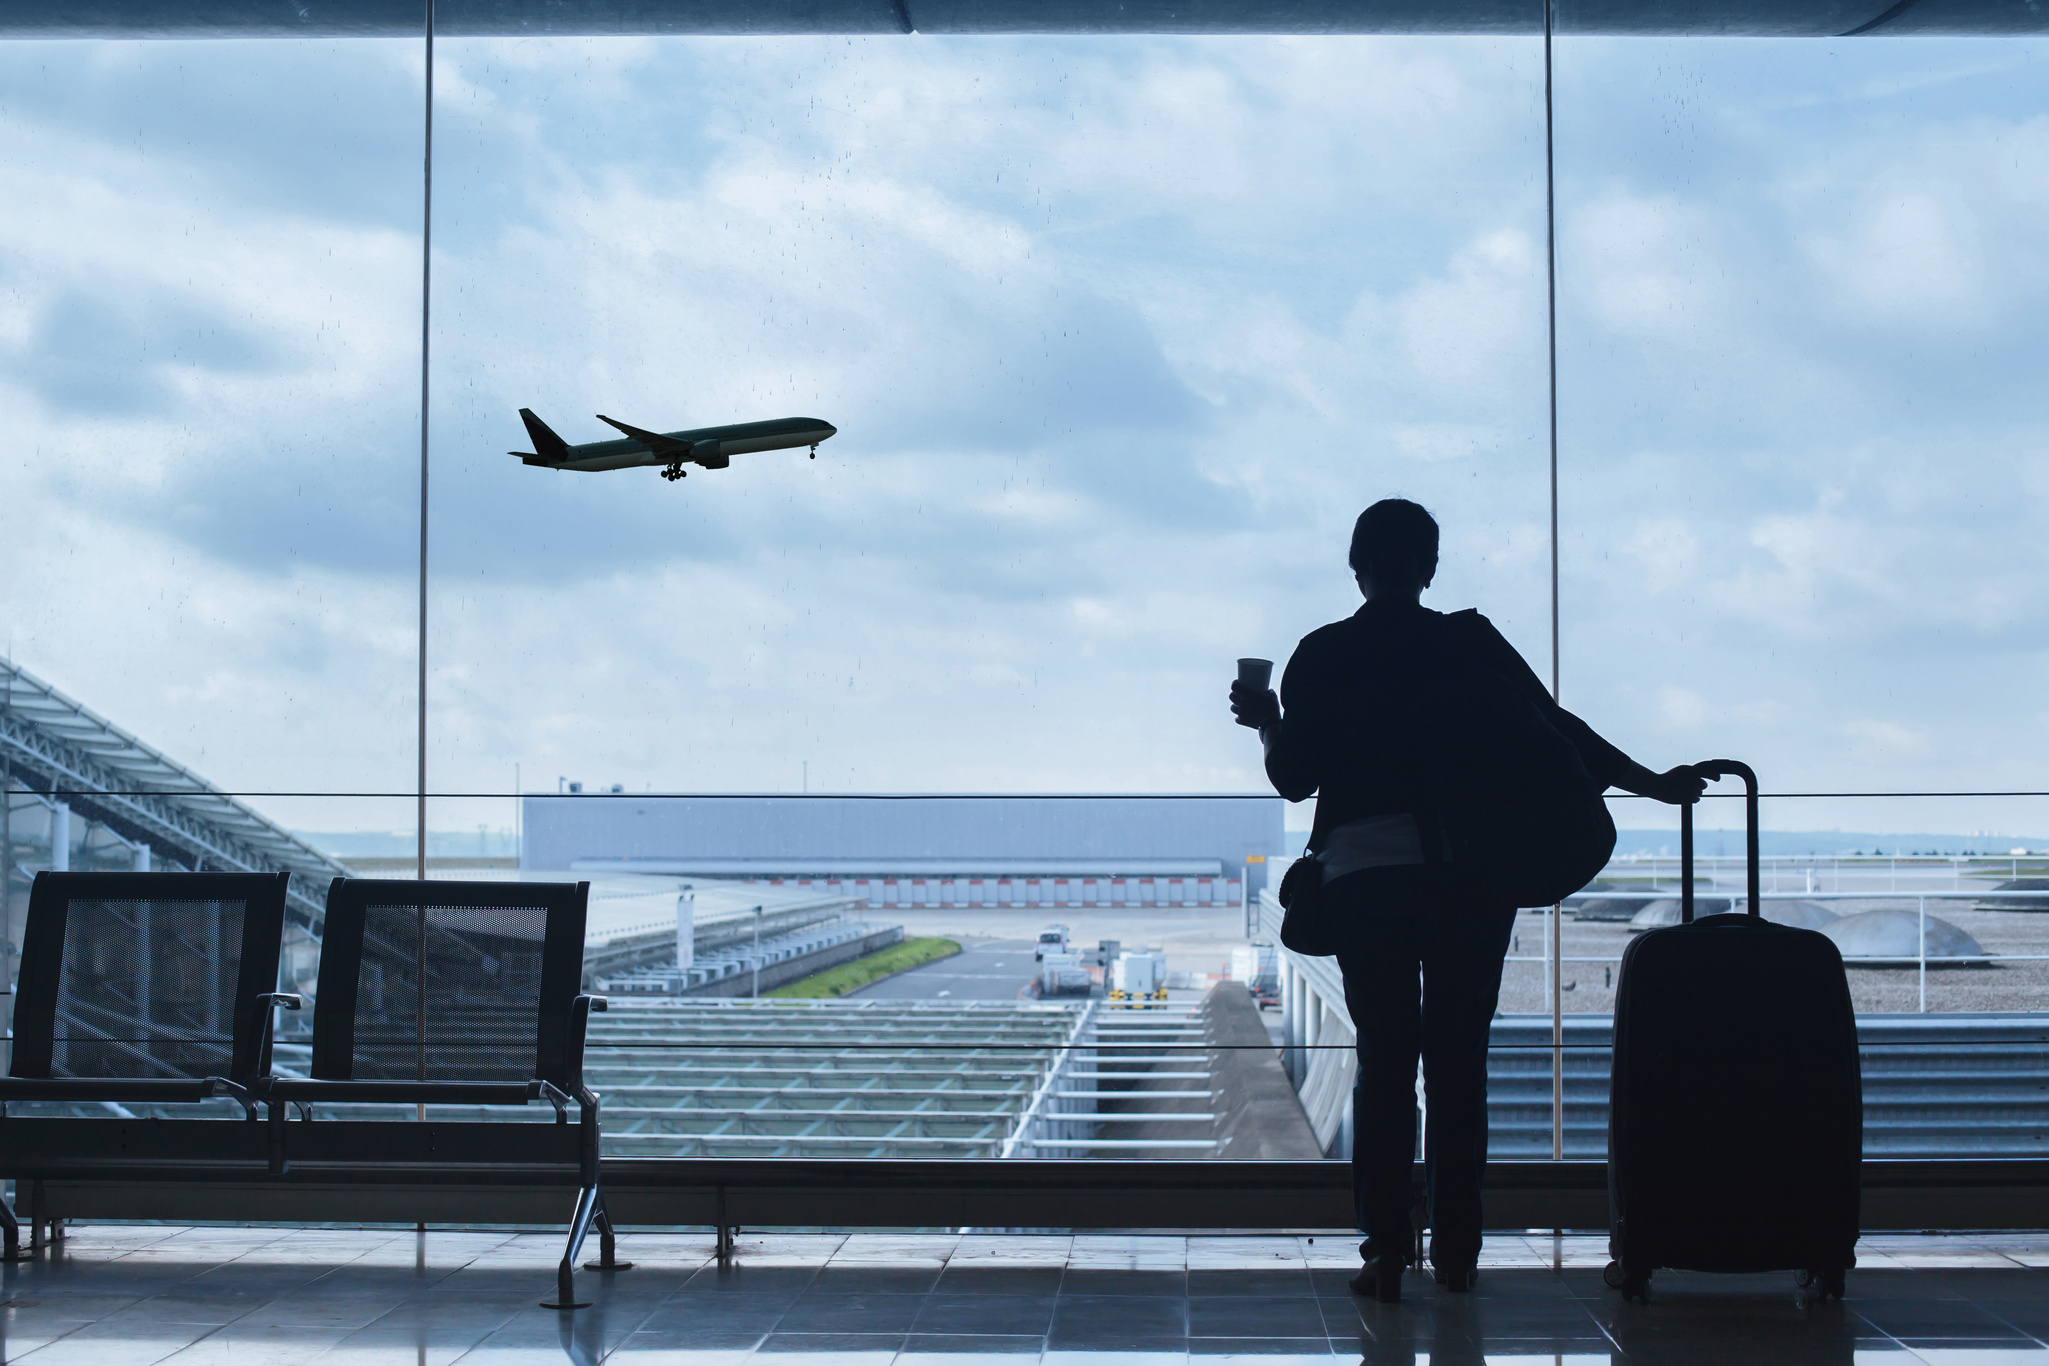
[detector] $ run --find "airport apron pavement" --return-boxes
[851,937,1040,1001]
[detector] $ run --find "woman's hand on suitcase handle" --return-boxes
[1646,765,1708,805]
[1617,762,1709,805]
[1688,758,1757,791]
[1229,680,1281,731]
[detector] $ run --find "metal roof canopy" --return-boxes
[0,655,351,930]
[1,0,2041,38]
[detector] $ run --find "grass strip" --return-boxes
[766,936,963,999]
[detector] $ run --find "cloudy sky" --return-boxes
[1,32,2044,841]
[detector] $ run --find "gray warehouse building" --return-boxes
[520,794,1284,911]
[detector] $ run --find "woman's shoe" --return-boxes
[1437,1264,1477,1293]
[1348,1250,1406,1302]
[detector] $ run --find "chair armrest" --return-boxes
[563,995,607,1097]
[203,1076,260,1121]
[247,993,304,1083]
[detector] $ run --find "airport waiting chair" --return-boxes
[259,877,621,1309]
[0,871,299,1258]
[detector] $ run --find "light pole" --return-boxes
[752,906,763,999]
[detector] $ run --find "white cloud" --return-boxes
[1804,189,1988,329]
[1573,194,1720,340]
[1398,228,1540,392]
[1658,685,1714,729]
[3,34,2048,836]
[1622,517,1701,594]
[1843,717,1935,761]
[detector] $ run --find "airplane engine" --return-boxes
[691,439,729,470]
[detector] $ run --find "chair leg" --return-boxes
[266,1101,288,1175]
[541,1184,601,1310]
[582,1196,633,1272]
[715,1184,735,1264]
[0,1184,22,1263]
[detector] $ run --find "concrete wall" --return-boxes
[521,794,1285,896]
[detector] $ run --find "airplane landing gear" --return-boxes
[809,445,817,459]
[661,462,687,481]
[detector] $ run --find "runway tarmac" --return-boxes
[850,937,1041,1001]
[880,904,1252,982]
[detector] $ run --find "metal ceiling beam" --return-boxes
[1,657,350,929]
[0,0,2039,37]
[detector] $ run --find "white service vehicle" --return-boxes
[1111,950,1168,1002]
[1230,943,1280,1008]
[1033,924,1072,960]
[1038,952,1092,996]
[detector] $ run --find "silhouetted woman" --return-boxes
[1229,498,1701,1300]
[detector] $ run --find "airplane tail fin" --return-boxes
[519,408,572,463]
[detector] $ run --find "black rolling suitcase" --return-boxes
[1605,760,1861,1303]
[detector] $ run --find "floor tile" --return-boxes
[633,1289,794,1334]
[807,1266,943,1295]
[157,1323,356,1364]
[833,1235,957,1264]
[897,1333,1046,1359]
[25,1227,2049,1366]
[1188,1267,1318,1298]
[1060,1268,1187,1297]
[7,1331,215,1366]
[911,1292,1057,1335]
[603,1343,753,1366]
[1187,1295,1330,1338]
[1308,1265,1374,1298]
[1859,1302,2035,1340]
[316,1320,508,1363]
[749,1330,902,1361]
[1049,1292,1187,1349]
[773,1292,928,1334]
[679,1263,820,1295]
[931,1265,1066,1296]
[949,1236,1072,1264]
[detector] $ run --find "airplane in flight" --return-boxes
[512,409,838,481]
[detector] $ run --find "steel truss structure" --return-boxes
[260,999,1227,1161]
[0,656,349,935]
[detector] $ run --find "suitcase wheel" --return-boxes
[1797,1267,1848,1302]
[1605,1260,1651,1303]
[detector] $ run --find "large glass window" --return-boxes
[4,21,2045,1172]
[426,35,1552,804]
[0,39,423,1013]
[418,34,1549,1159]
[1527,32,2049,1157]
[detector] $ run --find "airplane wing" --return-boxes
[595,414,689,453]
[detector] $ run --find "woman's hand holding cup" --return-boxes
[1232,658,1280,730]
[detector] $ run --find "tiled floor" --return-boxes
[5,1227,2049,1363]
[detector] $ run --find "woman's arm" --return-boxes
[1228,639,1325,802]
[1469,616,1703,806]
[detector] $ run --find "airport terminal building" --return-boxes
[520,793,1284,910]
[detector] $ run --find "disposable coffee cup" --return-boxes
[1236,658,1273,692]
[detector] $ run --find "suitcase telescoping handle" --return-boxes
[1679,760,1760,925]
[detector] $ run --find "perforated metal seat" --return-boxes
[0,871,298,1256]
[258,877,620,1308]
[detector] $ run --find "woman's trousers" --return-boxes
[1328,866,1517,1270]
